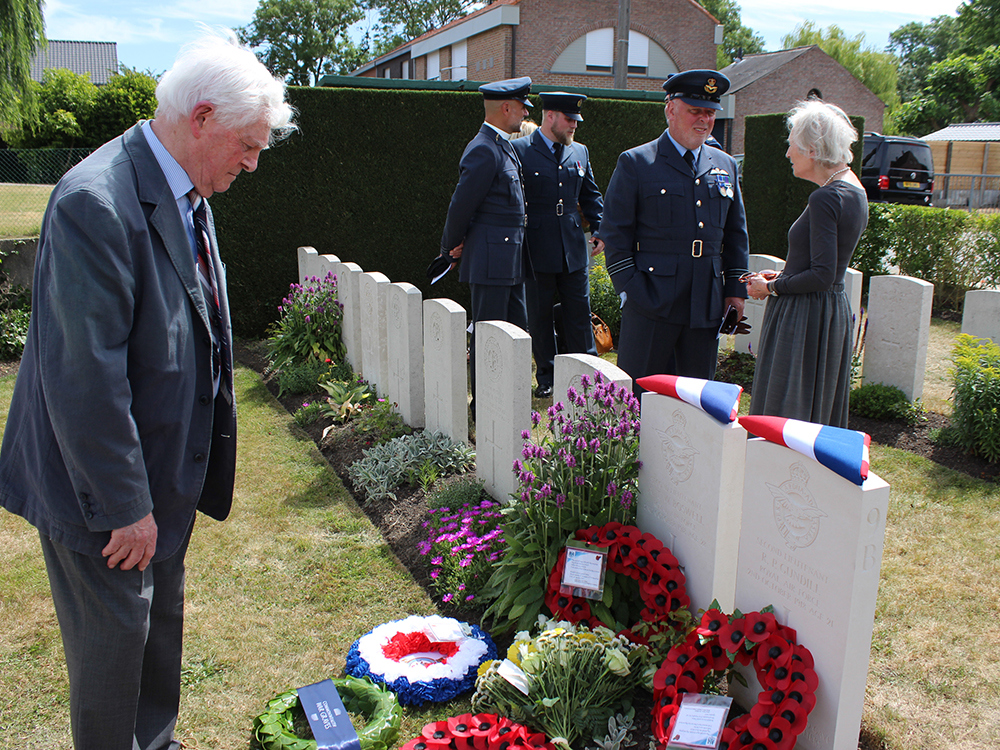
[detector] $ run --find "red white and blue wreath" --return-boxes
[345,615,498,706]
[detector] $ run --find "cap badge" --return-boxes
[705,78,718,94]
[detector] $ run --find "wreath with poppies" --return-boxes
[253,675,401,750]
[399,713,556,750]
[345,615,498,706]
[652,606,818,750]
[544,521,690,640]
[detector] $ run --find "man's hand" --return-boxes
[590,237,605,257]
[102,512,157,571]
[724,296,746,317]
[449,243,464,260]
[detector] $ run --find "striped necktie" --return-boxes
[684,149,696,174]
[192,199,232,404]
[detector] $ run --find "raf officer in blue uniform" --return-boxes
[600,69,749,386]
[439,77,532,412]
[514,92,604,398]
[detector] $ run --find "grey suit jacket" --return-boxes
[514,130,603,275]
[440,124,529,286]
[0,123,237,561]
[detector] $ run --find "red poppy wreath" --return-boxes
[544,521,690,639]
[652,607,818,750]
[399,713,555,750]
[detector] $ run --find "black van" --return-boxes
[861,133,934,205]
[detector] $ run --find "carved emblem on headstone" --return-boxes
[768,462,827,550]
[429,312,443,350]
[485,336,503,381]
[655,409,698,484]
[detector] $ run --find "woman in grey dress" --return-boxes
[744,100,869,428]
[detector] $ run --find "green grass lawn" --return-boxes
[1,363,998,748]
[0,183,52,239]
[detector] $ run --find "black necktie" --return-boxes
[192,200,232,404]
[684,149,696,174]
[553,142,564,162]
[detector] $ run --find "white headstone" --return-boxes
[424,298,469,444]
[337,262,363,374]
[732,438,890,750]
[475,321,532,502]
[359,272,390,391]
[636,392,747,613]
[844,267,863,345]
[961,288,1000,344]
[297,246,339,285]
[297,246,319,284]
[553,353,632,418]
[744,255,786,357]
[864,275,933,400]
[385,282,425,428]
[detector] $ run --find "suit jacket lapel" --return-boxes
[124,124,212,334]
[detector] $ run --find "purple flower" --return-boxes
[606,481,618,497]
[555,493,567,508]
[565,454,577,468]
[442,593,453,602]
[521,429,531,440]
[575,476,585,486]
[432,556,443,565]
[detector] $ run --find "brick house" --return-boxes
[351,0,722,93]
[720,46,886,154]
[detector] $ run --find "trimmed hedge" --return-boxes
[742,112,864,262]
[211,86,669,337]
[853,204,1000,309]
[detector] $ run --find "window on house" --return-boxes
[452,41,468,81]
[427,50,440,80]
[553,28,676,78]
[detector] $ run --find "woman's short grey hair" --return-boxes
[787,99,857,168]
[155,29,296,140]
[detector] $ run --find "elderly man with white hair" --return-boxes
[0,31,295,750]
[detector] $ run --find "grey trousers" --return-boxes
[40,527,191,750]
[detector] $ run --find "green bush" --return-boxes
[589,257,621,344]
[951,334,1000,463]
[273,357,328,397]
[347,430,476,504]
[0,280,31,360]
[292,400,326,427]
[350,397,411,445]
[426,475,490,510]
[850,382,924,425]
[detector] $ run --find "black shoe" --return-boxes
[534,384,553,398]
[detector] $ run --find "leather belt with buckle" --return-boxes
[691,240,703,258]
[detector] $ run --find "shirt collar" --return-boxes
[141,120,195,202]
[538,131,558,153]
[484,121,514,141]
[666,128,701,161]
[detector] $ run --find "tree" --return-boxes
[955,0,1000,54]
[0,0,45,130]
[362,0,474,64]
[81,68,159,146]
[6,68,97,148]
[782,23,899,108]
[698,0,765,68]
[891,46,1000,135]
[888,16,960,101]
[237,0,366,85]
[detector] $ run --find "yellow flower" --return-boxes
[477,659,496,678]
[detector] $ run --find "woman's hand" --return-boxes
[743,273,772,301]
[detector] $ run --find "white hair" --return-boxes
[155,28,296,140]
[787,99,857,167]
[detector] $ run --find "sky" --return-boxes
[41,0,961,77]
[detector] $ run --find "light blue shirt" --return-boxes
[141,121,198,259]
[538,131,559,155]
[666,129,702,165]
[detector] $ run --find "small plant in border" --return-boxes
[293,400,326,427]
[484,371,641,633]
[266,272,345,370]
[418,495,504,605]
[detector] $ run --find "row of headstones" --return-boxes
[748,255,1000,401]
[298,246,891,750]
